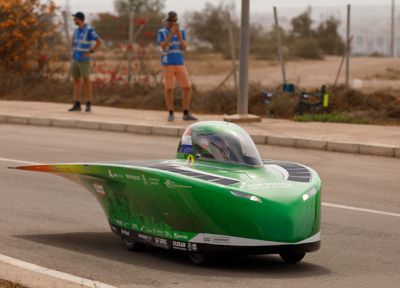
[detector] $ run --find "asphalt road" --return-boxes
[0,124,399,288]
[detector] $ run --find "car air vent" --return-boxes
[263,161,312,183]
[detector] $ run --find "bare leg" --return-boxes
[182,87,191,110]
[73,78,82,101]
[82,77,92,102]
[165,89,174,111]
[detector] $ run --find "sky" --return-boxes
[53,0,395,15]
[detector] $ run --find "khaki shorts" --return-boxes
[72,61,91,79]
[163,65,190,90]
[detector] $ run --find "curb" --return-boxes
[2,114,399,158]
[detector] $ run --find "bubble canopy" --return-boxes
[176,121,263,167]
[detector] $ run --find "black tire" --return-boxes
[122,236,146,252]
[279,252,306,264]
[188,253,209,265]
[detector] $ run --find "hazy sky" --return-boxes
[54,0,394,14]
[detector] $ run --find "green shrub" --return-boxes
[289,38,324,59]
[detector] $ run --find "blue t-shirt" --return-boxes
[72,24,99,62]
[157,27,186,66]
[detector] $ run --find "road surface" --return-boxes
[0,124,399,288]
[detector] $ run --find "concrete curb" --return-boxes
[2,114,399,158]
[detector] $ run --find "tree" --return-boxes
[315,16,345,55]
[0,0,56,74]
[185,2,237,54]
[290,7,313,39]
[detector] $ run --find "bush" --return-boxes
[288,38,323,60]
[0,0,56,75]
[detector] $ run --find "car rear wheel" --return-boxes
[122,236,146,252]
[188,253,209,265]
[279,252,306,264]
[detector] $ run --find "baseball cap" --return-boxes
[72,12,85,22]
[165,11,178,22]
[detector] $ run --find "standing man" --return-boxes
[157,11,197,121]
[68,12,102,112]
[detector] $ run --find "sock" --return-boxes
[169,110,174,115]
[184,110,189,115]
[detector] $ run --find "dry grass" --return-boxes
[0,279,28,288]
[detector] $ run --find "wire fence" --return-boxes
[39,3,400,92]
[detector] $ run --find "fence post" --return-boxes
[127,10,134,86]
[273,6,287,85]
[237,0,250,115]
[345,4,351,88]
[391,0,396,57]
[62,11,72,82]
[227,14,238,93]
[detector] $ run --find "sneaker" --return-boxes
[183,113,197,121]
[85,102,91,112]
[167,113,174,122]
[68,102,81,112]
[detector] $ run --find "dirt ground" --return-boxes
[85,53,400,93]
[0,280,28,288]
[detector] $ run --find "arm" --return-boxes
[160,30,175,50]
[176,26,188,51]
[91,38,102,53]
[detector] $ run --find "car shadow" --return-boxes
[16,231,331,279]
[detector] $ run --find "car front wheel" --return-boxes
[279,252,306,264]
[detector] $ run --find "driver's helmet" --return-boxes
[176,121,262,167]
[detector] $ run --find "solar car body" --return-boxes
[16,121,321,264]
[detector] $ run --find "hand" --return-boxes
[173,24,180,35]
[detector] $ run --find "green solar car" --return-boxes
[16,121,321,265]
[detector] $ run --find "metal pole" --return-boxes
[62,11,72,82]
[127,10,134,85]
[334,35,353,87]
[273,6,287,85]
[227,14,238,93]
[345,4,351,88]
[391,0,396,57]
[238,0,250,115]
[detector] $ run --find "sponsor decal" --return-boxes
[93,183,106,195]
[142,175,148,185]
[121,229,130,236]
[187,243,198,252]
[174,232,189,240]
[138,233,153,242]
[204,235,230,245]
[154,237,169,249]
[172,240,187,251]
[116,219,124,226]
[148,177,160,186]
[110,225,117,233]
[131,223,139,230]
[247,182,294,189]
[108,169,123,179]
[165,180,191,189]
[125,174,141,181]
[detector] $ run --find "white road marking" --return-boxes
[1,157,399,219]
[0,254,116,288]
[0,157,39,165]
[322,202,400,218]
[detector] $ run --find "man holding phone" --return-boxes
[157,11,197,121]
